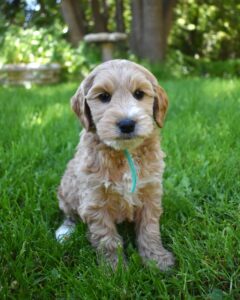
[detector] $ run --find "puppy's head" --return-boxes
[71,60,168,150]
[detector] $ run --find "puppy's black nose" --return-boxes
[117,118,136,133]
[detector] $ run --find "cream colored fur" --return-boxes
[57,59,174,270]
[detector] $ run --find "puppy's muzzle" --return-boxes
[117,118,136,134]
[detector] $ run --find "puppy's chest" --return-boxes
[105,156,150,193]
[102,158,161,222]
[105,155,161,189]
[103,172,140,223]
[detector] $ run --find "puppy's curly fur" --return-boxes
[57,59,174,270]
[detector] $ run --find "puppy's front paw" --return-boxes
[154,249,175,271]
[98,250,127,270]
[140,247,175,271]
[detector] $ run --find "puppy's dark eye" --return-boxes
[98,92,111,103]
[133,89,145,100]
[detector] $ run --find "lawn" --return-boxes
[0,78,240,299]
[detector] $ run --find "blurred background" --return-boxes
[0,0,239,83]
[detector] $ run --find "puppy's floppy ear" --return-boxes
[133,62,168,128]
[71,77,95,131]
[153,85,169,128]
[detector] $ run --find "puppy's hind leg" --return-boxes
[55,217,76,243]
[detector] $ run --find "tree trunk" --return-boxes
[162,0,177,55]
[115,0,125,32]
[60,0,85,46]
[130,0,143,57]
[91,0,108,32]
[131,0,177,62]
[102,0,109,27]
[142,0,165,61]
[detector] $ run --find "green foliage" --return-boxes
[0,23,101,79]
[0,79,240,298]
[1,24,66,65]
[189,58,240,78]
[124,51,240,80]
[171,0,240,60]
[0,0,62,29]
[157,51,240,79]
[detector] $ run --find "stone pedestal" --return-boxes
[84,32,127,62]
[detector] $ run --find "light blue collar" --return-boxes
[124,149,138,193]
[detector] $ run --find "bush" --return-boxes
[171,0,240,61]
[0,23,101,80]
[133,51,240,80]
[193,59,240,78]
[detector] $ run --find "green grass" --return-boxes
[0,78,240,299]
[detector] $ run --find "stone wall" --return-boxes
[0,63,61,85]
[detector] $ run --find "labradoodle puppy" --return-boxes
[56,59,174,270]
